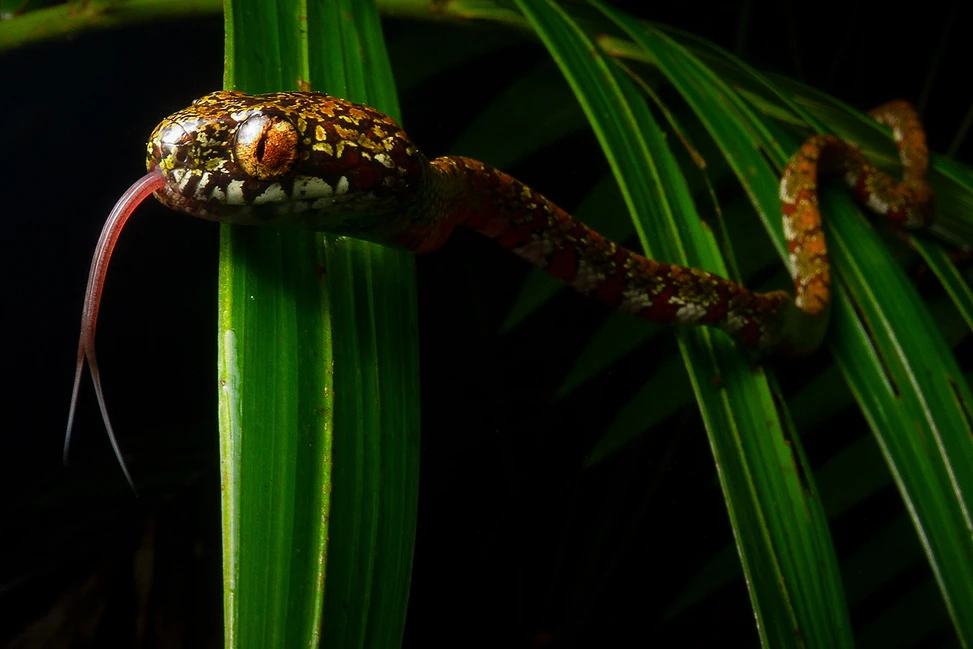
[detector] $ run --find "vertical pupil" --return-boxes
[255,135,267,162]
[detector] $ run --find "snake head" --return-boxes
[67,91,433,492]
[146,90,427,239]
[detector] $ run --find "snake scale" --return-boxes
[65,91,933,489]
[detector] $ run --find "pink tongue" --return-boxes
[64,169,166,494]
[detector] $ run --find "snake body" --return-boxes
[68,90,932,489]
[149,91,932,351]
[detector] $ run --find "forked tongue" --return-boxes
[64,170,166,494]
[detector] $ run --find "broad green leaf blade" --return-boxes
[221,1,418,647]
[316,8,420,647]
[824,188,973,647]
[513,1,853,646]
[601,18,973,645]
[758,90,973,645]
[912,237,973,334]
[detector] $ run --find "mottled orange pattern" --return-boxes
[147,93,932,353]
[779,102,932,332]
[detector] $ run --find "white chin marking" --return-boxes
[293,175,333,197]
[175,168,194,193]
[252,183,287,205]
[194,172,211,199]
[226,179,246,205]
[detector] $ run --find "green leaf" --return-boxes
[513,2,853,646]
[597,17,973,645]
[221,0,418,646]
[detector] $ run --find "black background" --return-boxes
[1,1,970,646]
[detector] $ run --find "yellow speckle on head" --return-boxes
[347,106,369,123]
[335,140,358,158]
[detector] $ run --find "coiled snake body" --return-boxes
[66,91,933,489]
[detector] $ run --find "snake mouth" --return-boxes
[150,165,226,221]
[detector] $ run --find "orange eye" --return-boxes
[234,113,300,180]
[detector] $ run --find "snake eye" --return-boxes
[234,113,300,181]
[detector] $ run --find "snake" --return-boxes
[64,90,933,490]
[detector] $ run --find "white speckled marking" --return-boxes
[676,302,707,324]
[293,175,333,197]
[253,183,287,205]
[725,311,746,334]
[226,179,245,205]
[336,176,350,195]
[866,192,889,214]
[782,214,798,242]
[619,289,652,313]
[193,172,211,199]
[572,260,604,294]
[779,171,797,203]
[176,169,195,193]
[374,153,394,168]
[512,235,554,267]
